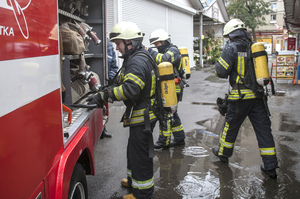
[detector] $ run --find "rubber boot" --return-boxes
[121,178,131,188]
[212,147,229,163]
[261,165,277,179]
[123,193,136,199]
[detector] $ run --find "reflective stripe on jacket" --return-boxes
[215,41,256,101]
[109,48,157,127]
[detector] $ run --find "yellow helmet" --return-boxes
[149,29,170,44]
[109,21,143,41]
[223,18,246,37]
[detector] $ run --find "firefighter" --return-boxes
[88,21,157,199]
[146,29,185,149]
[212,19,279,179]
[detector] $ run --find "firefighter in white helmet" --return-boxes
[88,21,158,199]
[146,29,185,149]
[212,18,278,179]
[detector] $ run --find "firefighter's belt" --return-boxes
[232,84,248,90]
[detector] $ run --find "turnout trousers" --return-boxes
[126,122,156,199]
[216,98,278,170]
[157,111,185,146]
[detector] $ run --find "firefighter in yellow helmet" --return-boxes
[212,18,278,179]
[88,21,158,199]
[146,29,185,149]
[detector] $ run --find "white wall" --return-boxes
[107,0,195,67]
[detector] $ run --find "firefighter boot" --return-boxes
[121,178,131,188]
[212,147,228,163]
[261,165,277,179]
[103,129,112,138]
[170,140,185,147]
[123,193,136,199]
[154,141,169,150]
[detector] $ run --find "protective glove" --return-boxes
[216,97,228,116]
[107,78,114,86]
[87,92,104,108]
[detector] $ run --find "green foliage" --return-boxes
[226,0,271,40]
[203,30,223,64]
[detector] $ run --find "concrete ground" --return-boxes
[87,56,300,199]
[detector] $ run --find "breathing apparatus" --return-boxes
[224,18,270,89]
[251,42,270,87]
[178,47,191,79]
[157,62,178,114]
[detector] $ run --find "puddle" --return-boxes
[231,174,265,198]
[175,171,220,199]
[279,114,300,132]
[197,129,219,137]
[192,102,216,106]
[182,146,209,157]
[205,75,227,83]
[272,112,300,132]
[195,116,225,134]
[153,103,300,199]
[275,90,286,96]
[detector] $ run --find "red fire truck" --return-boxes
[0,0,108,198]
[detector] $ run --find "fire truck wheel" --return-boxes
[68,163,88,199]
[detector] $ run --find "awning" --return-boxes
[283,0,300,28]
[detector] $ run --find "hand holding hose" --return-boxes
[87,92,104,108]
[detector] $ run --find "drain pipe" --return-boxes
[199,13,203,67]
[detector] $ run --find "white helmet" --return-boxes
[149,29,170,44]
[223,19,246,37]
[109,21,143,41]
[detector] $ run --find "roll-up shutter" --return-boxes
[106,0,115,33]
[168,8,194,68]
[122,0,166,46]
[108,0,195,67]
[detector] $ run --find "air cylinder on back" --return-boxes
[251,42,270,86]
[178,47,191,79]
[158,62,178,114]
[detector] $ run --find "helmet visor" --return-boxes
[109,32,121,40]
[150,37,159,44]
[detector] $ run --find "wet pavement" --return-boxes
[87,56,300,199]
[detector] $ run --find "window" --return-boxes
[270,14,277,23]
[271,3,277,11]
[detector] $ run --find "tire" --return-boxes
[68,163,88,199]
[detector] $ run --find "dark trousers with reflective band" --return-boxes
[157,111,185,146]
[217,98,278,170]
[127,122,156,199]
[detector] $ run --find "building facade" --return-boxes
[255,0,286,54]
[107,0,198,67]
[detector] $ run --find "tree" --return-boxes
[226,0,271,41]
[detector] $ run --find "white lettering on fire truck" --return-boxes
[0,0,31,39]
[0,26,14,36]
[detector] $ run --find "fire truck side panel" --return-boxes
[30,181,45,199]
[1,0,107,198]
[55,126,95,199]
[0,0,59,61]
[0,90,64,199]
[87,108,104,147]
[0,56,61,117]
